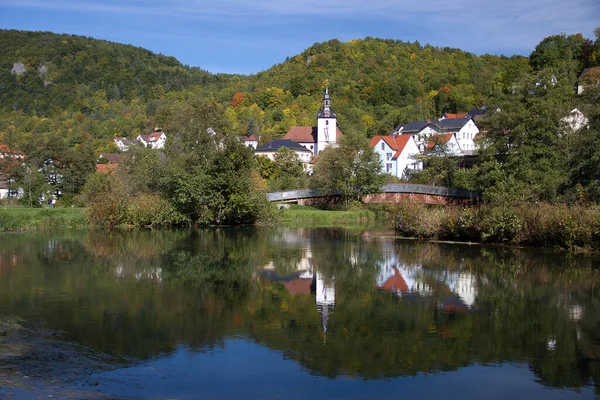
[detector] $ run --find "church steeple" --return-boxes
[315,81,337,154]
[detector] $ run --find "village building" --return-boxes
[437,117,479,152]
[392,120,439,152]
[370,134,422,178]
[561,108,589,134]
[96,153,123,174]
[426,133,462,156]
[577,67,600,95]
[0,144,25,199]
[254,139,314,172]
[113,137,137,152]
[243,135,259,150]
[283,84,341,156]
[137,128,166,149]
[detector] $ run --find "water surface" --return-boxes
[0,228,598,399]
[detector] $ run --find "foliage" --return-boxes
[267,147,307,191]
[310,131,385,206]
[391,202,600,250]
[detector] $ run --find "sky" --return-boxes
[1,0,598,75]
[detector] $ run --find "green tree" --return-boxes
[268,147,307,191]
[310,131,384,206]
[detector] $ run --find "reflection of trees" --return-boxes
[0,229,598,392]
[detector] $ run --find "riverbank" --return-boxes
[391,202,600,251]
[0,207,87,232]
[278,205,379,227]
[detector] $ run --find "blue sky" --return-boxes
[1,0,598,74]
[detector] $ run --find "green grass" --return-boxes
[0,207,87,232]
[278,205,377,227]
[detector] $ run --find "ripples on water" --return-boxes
[0,228,598,399]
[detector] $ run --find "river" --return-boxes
[0,228,598,399]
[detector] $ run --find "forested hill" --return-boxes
[0,30,226,115]
[0,30,527,140]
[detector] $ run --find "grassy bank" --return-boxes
[278,205,378,227]
[391,202,600,251]
[0,207,87,232]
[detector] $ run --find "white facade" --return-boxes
[561,108,588,134]
[453,119,479,152]
[427,133,462,156]
[371,135,422,179]
[137,131,167,149]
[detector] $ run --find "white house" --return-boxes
[243,135,259,150]
[0,144,25,199]
[426,133,462,156]
[370,135,422,178]
[255,139,314,172]
[392,120,440,152]
[137,128,167,149]
[113,137,136,152]
[561,108,589,134]
[283,84,341,156]
[437,117,479,152]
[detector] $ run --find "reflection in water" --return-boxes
[0,229,598,398]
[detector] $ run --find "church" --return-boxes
[283,84,342,156]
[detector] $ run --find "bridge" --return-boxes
[267,184,481,205]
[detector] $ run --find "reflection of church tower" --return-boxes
[315,271,335,333]
[316,82,337,155]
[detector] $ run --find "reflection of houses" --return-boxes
[261,249,335,333]
[376,258,477,311]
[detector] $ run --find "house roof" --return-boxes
[114,137,136,145]
[284,126,317,143]
[99,153,123,164]
[245,135,259,142]
[426,133,455,149]
[370,134,414,159]
[139,131,165,143]
[397,120,434,134]
[442,113,467,119]
[283,126,344,143]
[255,139,312,153]
[467,107,486,118]
[379,267,408,292]
[437,117,472,133]
[0,144,25,158]
[96,164,117,174]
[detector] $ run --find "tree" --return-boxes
[310,131,384,206]
[268,148,307,191]
[14,162,49,207]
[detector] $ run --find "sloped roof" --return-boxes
[467,108,486,118]
[370,135,414,159]
[426,133,455,149]
[284,126,317,143]
[96,164,117,174]
[379,267,408,292]
[246,135,259,142]
[437,117,472,132]
[398,120,432,134]
[0,144,24,158]
[256,139,312,153]
[99,153,123,164]
[442,113,467,119]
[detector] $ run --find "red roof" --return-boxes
[370,135,413,159]
[96,164,117,174]
[426,133,454,149]
[283,126,343,143]
[283,278,313,295]
[0,144,25,158]
[246,135,259,142]
[443,113,467,119]
[379,267,409,292]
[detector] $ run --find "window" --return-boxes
[386,163,393,172]
[381,142,385,150]
[387,153,392,161]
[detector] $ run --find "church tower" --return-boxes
[316,82,337,154]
